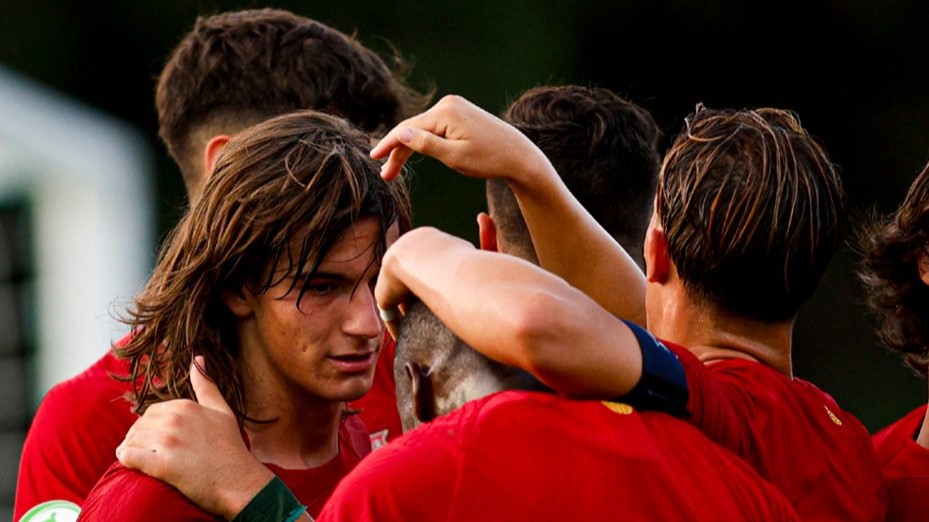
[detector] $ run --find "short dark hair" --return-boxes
[488,85,660,266]
[394,301,531,430]
[859,162,929,375]
[156,8,429,197]
[118,110,411,423]
[659,105,846,322]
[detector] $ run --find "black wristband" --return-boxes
[231,476,307,522]
[620,319,690,418]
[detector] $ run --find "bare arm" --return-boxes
[375,227,643,399]
[371,95,647,327]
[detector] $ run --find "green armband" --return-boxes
[231,476,308,522]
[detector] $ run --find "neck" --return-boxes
[240,366,343,469]
[648,282,793,377]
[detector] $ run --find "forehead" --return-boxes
[318,217,385,266]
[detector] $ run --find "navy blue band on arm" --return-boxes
[619,319,690,418]
[231,476,307,522]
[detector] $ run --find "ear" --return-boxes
[405,362,436,424]
[477,212,499,252]
[644,222,670,284]
[221,286,254,318]
[918,251,929,287]
[203,135,232,178]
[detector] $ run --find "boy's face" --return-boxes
[233,216,395,404]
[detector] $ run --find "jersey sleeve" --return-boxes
[662,341,760,455]
[78,464,216,521]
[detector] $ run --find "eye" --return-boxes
[305,281,336,296]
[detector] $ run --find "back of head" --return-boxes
[488,85,660,266]
[157,8,429,198]
[121,110,412,422]
[858,162,929,375]
[394,301,538,431]
[659,105,846,322]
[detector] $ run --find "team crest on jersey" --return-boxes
[601,401,634,415]
[19,500,80,522]
[370,429,390,450]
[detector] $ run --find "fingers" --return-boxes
[379,145,414,181]
[377,304,403,341]
[116,446,167,479]
[190,356,234,416]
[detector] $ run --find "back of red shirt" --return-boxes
[872,404,929,521]
[14,346,136,521]
[319,391,799,521]
[665,341,886,521]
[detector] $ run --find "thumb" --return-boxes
[190,355,234,416]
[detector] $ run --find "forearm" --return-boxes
[506,166,647,327]
[379,228,643,398]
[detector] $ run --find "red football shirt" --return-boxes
[14,344,136,521]
[664,341,886,521]
[78,415,371,520]
[872,404,929,521]
[317,390,799,521]
[15,331,400,519]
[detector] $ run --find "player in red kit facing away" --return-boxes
[370,95,886,521]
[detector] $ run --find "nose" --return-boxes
[345,284,383,340]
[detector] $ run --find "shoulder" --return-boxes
[80,463,215,521]
[24,350,135,455]
[318,413,464,521]
[874,405,929,475]
[15,353,136,518]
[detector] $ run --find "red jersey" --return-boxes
[16,331,399,519]
[665,341,886,521]
[317,390,798,521]
[349,333,403,449]
[14,346,136,521]
[78,415,371,520]
[872,404,929,521]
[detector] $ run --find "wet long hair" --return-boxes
[117,110,411,424]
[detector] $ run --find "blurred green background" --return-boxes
[2,0,928,432]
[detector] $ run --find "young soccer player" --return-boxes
[314,249,801,520]
[13,9,425,520]
[372,95,887,520]
[104,83,664,519]
[78,109,409,520]
[860,160,929,521]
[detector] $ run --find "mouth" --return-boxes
[327,352,376,373]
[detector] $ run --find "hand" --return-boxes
[117,356,274,520]
[374,227,476,339]
[370,95,556,188]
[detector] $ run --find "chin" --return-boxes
[332,376,375,402]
